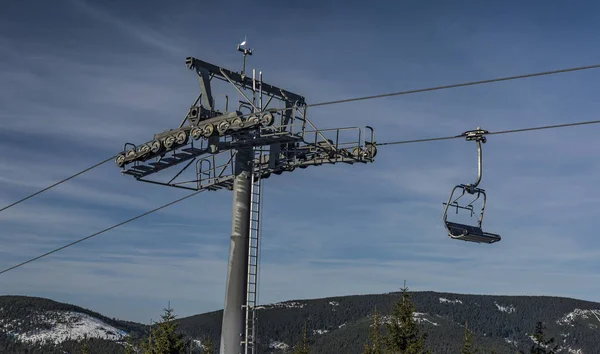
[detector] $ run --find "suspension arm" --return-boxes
[462,127,488,191]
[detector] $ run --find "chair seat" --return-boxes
[445,221,501,244]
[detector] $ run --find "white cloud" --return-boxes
[67,0,186,56]
[2,2,600,325]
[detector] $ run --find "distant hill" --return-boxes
[176,291,600,353]
[1,292,600,353]
[0,295,147,353]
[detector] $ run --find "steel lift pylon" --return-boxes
[115,41,376,354]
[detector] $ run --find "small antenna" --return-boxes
[237,35,253,78]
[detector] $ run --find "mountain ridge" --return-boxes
[1,291,600,353]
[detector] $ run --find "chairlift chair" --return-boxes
[442,128,501,244]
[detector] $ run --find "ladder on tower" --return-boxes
[242,149,263,354]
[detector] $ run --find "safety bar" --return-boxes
[442,185,487,229]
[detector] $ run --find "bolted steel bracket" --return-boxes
[461,127,488,143]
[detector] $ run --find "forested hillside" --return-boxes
[177,291,600,353]
[1,291,600,353]
[0,295,147,353]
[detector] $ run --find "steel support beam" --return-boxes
[186,57,305,104]
[220,146,253,354]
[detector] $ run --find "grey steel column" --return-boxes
[220,147,253,354]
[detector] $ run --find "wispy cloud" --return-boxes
[67,0,186,56]
[2,0,600,324]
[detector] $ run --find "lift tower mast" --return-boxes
[115,44,376,354]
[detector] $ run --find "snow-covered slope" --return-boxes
[2,310,128,344]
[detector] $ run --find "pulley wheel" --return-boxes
[248,115,259,125]
[217,121,230,134]
[260,112,274,126]
[231,117,243,130]
[175,131,188,145]
[164,136,175,149]
[137,144,151,158]
[150,140,162,153]
[115,154,126,167]
[125,148,136,159]
[191,127,203,140]
[366,144,377,158]
[203,124,214,138]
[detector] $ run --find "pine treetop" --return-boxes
[292,321,310,354]
[383,281,430,354]
[140,305,186,354]
[460,321,478,354]
[363,307,382,354]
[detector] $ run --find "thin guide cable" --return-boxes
[308,64,600,108]
[0,190,202,275]
[0,156,116,213]
[3,63,599,212]
[377,119,600,146]
[231,63,600,120]
[4,117,600,274]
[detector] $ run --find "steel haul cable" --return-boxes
[2,63,599,214]
[0,156,116,213]
[0,189,203,275]
[376,119,600,146]
[3,117,600,275]
[307,64,600,108]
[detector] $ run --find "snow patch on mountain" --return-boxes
[2,311,127,344]
[504,337,518,347]
[439,297,462,305]
[329,301,339,307]
[557,309,600,326]
[313,329,328,335]
[192,339,202,348]
[527,334,582,354]
[413,312,439,326]
[269,340,289,350]
[494,301,516,314]
[255,301,305,310]
[380,313,438,326]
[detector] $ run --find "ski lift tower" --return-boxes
[114,41,377,354]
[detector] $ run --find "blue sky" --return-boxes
[2,0,600,323]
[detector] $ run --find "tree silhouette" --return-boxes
[363,306,382,354]
[383,281,430,354]
[292,321,310,354]
[460,321,477,354]
[528,321,558,354]
[141,303,185,354]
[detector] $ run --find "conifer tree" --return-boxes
[80,339,88,354]
[383,280,430,354]
[123,335,136,354]
[363,307,382,354]
[141,304,186,354]
[292,321,310,354]
[460,321,477,354]
[123,343,133,354]
[202,337,215,354]
[527,321,558,354]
